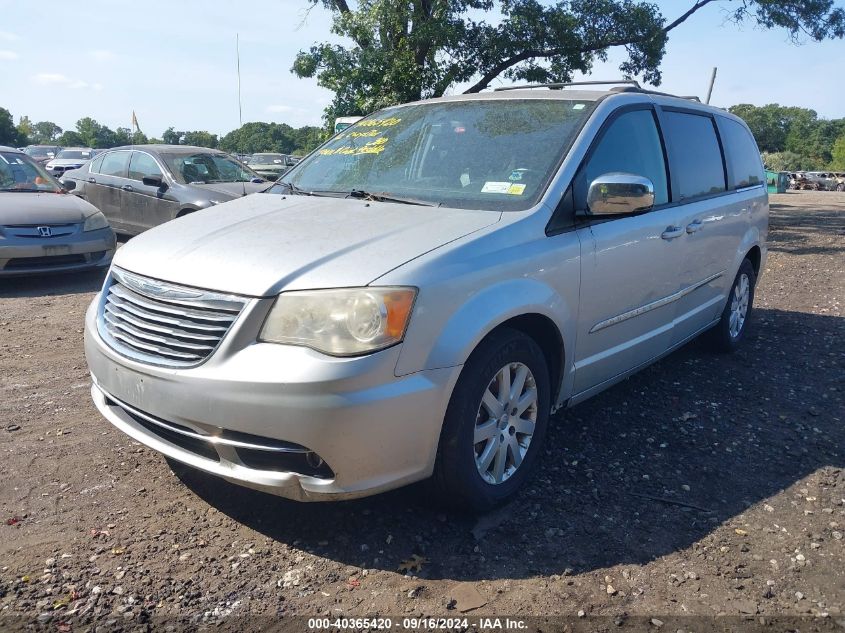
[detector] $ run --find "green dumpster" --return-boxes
[766,170,789,193]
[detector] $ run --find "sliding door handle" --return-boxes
[661,226,684,240]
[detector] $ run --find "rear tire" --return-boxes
[431,328,550,512]
[707,258,756,353]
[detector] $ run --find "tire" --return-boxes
[837,184,844,192]
[431,328,551,512]
[707,258,756,353]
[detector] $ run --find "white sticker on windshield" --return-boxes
[573,103,585,110]
[481,181,512,194]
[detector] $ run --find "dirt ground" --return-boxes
[1,191,843,629]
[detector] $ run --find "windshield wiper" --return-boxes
[0,188,55,193]
[347,189,439,207]
[274,181,315,196]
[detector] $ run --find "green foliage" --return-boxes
[16,116,33,144]
[56,131,84,147]
[296,0,845,122]
[0,107,23,146]
[31,121,63,144]
[730,103,845,170]
[218,122,325,155]
[831,135,845,170]
[761,151,816,172]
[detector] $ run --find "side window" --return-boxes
[662,111,726,200]
[128,152,163,181]
[718,118,764,189]
[579,109,669,208]
[89,154,105,174]
[99,151,130,178]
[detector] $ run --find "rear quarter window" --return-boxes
[661,111,726,201]
[718,118,764,189]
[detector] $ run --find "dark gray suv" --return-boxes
[61,145,268,235]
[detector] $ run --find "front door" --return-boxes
[124,151,180,231]
[571,107,686,395]
[91,150,132,233]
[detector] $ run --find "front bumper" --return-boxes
[0,228,115,276]
[84,295,461,501]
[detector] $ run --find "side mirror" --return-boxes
[62,180,76,191]
[586,172,655,216]
[142,175,165,188]
[250,177,266,184]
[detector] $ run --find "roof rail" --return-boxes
[609,85,702,102]
[493,80,641,92]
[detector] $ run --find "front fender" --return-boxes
[423,279,571,372]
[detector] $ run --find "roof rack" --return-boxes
[494,80,703,103]
[494,80,641,91]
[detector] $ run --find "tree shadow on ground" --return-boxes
[174,307,843,581]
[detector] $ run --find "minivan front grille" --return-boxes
[99,268,246,367]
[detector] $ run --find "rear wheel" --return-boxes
[707,258,756,353]
[432,328,550,512]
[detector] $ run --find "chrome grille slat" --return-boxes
[98,269,247,368]
[103,313,217,352]
[106,294,230,333]
[110,285,239,322]
[105,324,204,361]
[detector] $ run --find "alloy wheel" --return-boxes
[729,273,750,339]
[473,362,538,485]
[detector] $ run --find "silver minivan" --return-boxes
[84,84,768,510]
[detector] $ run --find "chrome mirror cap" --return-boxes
[587,172,655,215]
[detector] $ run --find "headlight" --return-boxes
[83,212,109,232]
[259,287,417,356]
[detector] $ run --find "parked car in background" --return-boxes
[23,145,61,165]
[245,153,297,180]
[85,84,767,510]
[0,146,115,276]
[804,172,837,190]
[61,145,268,235]
[833,173,845,192]
[45,147,95,178]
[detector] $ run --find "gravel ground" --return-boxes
[0,191,843,628]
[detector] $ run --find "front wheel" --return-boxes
[432,328,550,512]
[706,259,756,353]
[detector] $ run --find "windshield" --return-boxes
[56,149,93,160]
[160,152,261,184]
[0,151,63,193]
[271,99,594,210]
[24,146,57,159]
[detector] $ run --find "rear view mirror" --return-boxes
[586,172,655,215]
[142,175,164,188]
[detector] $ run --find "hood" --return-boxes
[187,181,268,200]
[114,193,500,296]
[47,158,90,167]
[0,191,99,225]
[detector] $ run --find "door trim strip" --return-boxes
[590,270,726,333]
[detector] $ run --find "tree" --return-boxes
[56,130,85,147]
[32,121,63,144]
[295,1,845,121]
[831,135,845,170]
[761,151,819,172]
[0,107,23,146]
[162,127,182,144]
[182,131,218,148]
[16,116,33,145]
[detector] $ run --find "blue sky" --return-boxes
[1,0,842,137]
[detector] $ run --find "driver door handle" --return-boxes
[87,177,96,183]
[661,226,684,240]
[121,184,134,192]
[686,219,703,234]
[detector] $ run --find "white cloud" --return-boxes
[88,49,115,62]
[0,50,18,60]
[32,73,103,91]
[266,104,294,113]
[0,31,20,42]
